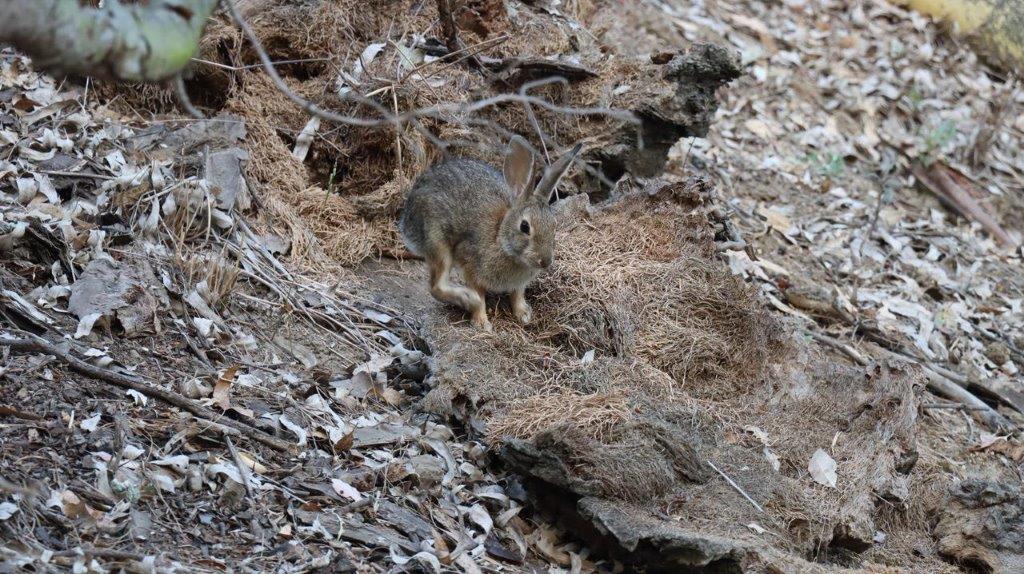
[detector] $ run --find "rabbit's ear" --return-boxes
[504,135,535,197]
[532,142,582,204]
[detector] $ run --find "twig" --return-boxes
[0,333,295,452]
[37,170,114,180]
[412,34,510,81]
[436,0,484,72]
[191,56,336,71]
[0,476,35,496]
[805,331,869,366]
[337,496,372,515]
[707,460,764,513]
[172,74,203,119]
[919,363,1013,432]
[912,162,1015,248]
[921,402,987,411]
[813,308,1018,430]
[52,546,144,561]
[224,434,265,539]
[862,339,1012,430]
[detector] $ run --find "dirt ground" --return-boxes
[2,0,1023,573]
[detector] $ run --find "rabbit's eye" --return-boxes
[519,220,531,234]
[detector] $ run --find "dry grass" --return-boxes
[422,184,931,561]
[423,185,785,502]
[92,0,668,271]
[173,248,241,309]
[487,387,634,444]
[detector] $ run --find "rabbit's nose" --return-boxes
[540,255,553,269]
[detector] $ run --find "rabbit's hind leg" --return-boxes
[426,249,490,331]
[462,269,493,332]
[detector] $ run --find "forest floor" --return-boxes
[1,0,1023,573]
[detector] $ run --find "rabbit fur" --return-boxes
[400,137,580,331]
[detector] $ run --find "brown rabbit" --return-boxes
[399,137,581,331]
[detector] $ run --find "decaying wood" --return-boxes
[920,365,1014,432]
[867,344,1014,431]
[817,309,1019,430]
[912,162,1015,248]
[0,333,296,452]
[435,0,485,72]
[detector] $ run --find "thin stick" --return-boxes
[413,34,510,81]
[805,331,869,366]
[921,403,987,411]
[38,170,114,180]
[707,460,764,513]
[436,0,484,71]
[920,364,1012,431]
[172,74,203,119]
[224,434,264,538]
[191,56,335,71]
[1,333,294,452]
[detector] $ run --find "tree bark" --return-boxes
[0,0,219,82]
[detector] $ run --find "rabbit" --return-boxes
[399,136,581,331]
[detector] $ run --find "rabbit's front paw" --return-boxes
[471,313,493,332]
[513,300,532,325]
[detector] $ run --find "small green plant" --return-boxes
[904,86,924,112]
[919,119,957,165]
[805,151,845,179]
[322,160,340,205]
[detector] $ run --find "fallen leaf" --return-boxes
[212,365,239,411]
[152,455,190,473]
[279,415,308,446]
[0,502,18,520]
[331,478,363,501]
[485,532,523,562]
[292,117,320,161]
[80,413,101,432]
[763,447,781,473]
[388,545,441,573]
[74,312,102,339]
[126,389,148,406]
[808,449,838,488]
[466,504,493,534]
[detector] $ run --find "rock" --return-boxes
[404,455,446,487]
[587,43,741,196]
[351,423,420,448]
[984,342,1010,366]
[831,512,875,553]
[204,147,251,212]
[68,257,164,337]
[578,497,746,571]
[934,479,1024,573]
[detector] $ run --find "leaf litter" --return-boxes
[1,0,1023,572]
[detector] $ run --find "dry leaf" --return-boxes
[212,365,239,411]
[80,413,101,432]
[808,449,838,488]
[331,478,363,501]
